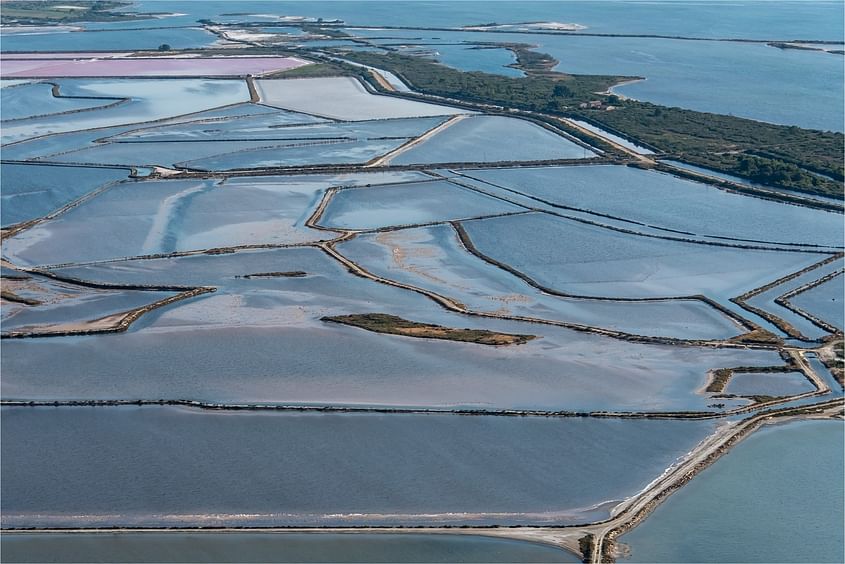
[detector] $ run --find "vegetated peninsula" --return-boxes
[327,48,843,198]
[322,313,536,345]
[0,1,152,25]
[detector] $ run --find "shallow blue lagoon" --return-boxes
[433,44,523,77]
[620,420,845,563]
[542,36,844,132]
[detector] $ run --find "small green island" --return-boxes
[322,313,537,345]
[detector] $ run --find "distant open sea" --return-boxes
[2,1,842,130]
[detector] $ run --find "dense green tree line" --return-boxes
[588,103,843,196]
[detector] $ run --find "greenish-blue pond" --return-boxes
[620,420,845,563]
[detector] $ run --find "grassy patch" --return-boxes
[745,394,780,404]
[322,313,536,345]
[706,368,733,393]
[268,62,355,79]
[1,1,142,24]
[728,328,784,346]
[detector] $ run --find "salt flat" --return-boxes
[256,77,466,120]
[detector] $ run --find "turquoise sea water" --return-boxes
[621,420,845,563]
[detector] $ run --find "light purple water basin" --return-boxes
[1,57,310,78]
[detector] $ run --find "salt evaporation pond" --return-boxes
[319,179,523,230]
[787,273,844,332]
[0,163,129,227]
[4,247,783,412]
[1,79,250,144]
[148,102,285,124]
[390,116,594,164]
[745,258,844,341]
[1,405,717,527]
[0,82,116,121]
[0,56,310,78]
[1,274,174,334]
[620,420,845,563]
[182,138,407,171]
[1,177,340,266]
[110,115,446,142]
[256,77,464,120]
[458,212,824,301]
[1,104,292,162]
[45,113,433,169]
[464,165,844,248]
[338,226,746,340]
[50,139,316,168]
[723,371,815,397]
[0,532,579,564]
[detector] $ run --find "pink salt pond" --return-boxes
[0,55,310,77]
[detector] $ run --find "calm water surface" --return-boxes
[0,532,579,563]
[621,420,845,563]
